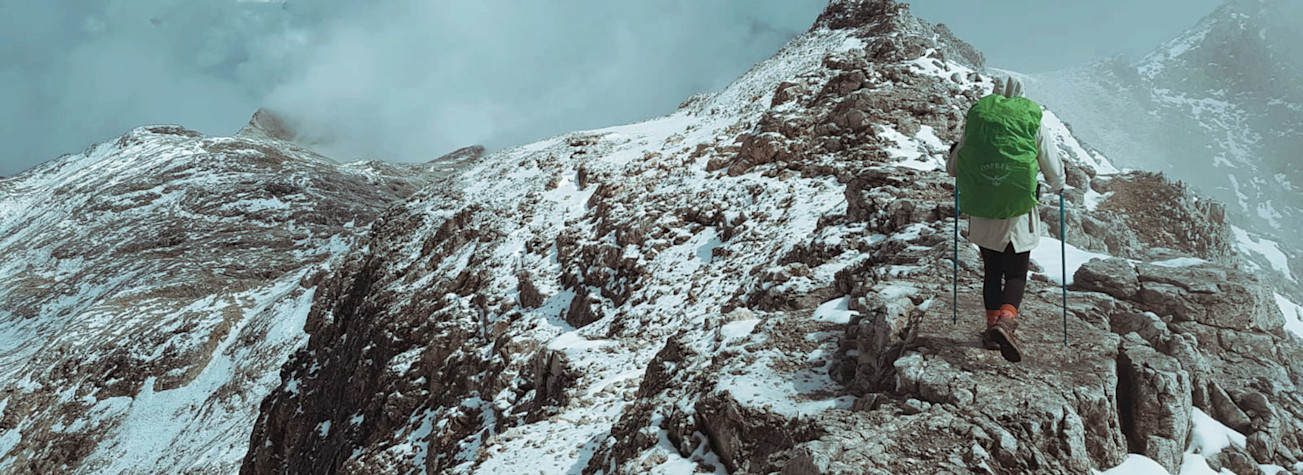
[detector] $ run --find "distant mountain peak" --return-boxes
[237,108,298,142]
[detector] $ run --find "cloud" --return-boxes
[265,0,824,161]
[0,0,824,175]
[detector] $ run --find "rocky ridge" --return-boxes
[238,1,1303,474]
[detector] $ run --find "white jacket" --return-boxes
[945,77,1066,253]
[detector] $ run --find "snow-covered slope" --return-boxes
[0,117,436,473]
[1024,0,1303,297]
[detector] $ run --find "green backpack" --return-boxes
[955,94,1043,219]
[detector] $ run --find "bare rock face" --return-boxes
[1080,258,1286,333]
[1118,335,1193,473]
[1074,257,1303,471]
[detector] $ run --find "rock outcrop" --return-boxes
[1076,257,1303,472]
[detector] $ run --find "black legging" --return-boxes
[980,243,1030,311]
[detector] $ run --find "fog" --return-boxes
[905,0,1223,73]
[0,0,823,175]
[0,0,1234,176]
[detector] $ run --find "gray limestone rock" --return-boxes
[1118,334,1192,473]
[1074,258,1140,300]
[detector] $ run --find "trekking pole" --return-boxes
[1060,190,1068,345]
[953,186,959,325]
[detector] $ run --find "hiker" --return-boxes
[946,76,1065,363]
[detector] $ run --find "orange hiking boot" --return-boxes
[984,305,1023,362]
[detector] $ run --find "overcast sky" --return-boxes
[0,0,1225,176]
[905,0,1225,72]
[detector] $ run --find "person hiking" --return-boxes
[946,76,1065,363]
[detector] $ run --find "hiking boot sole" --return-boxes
[985,326,1023,363]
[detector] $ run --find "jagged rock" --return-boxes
[773,81,812,107]
[1096,172,1237,266]
[528,349,574,418]
[1074,257,1138,300]
[1076,257,1287,333]
[1117,334,1192,473]
[695,390,814,473]
[1140,262,1283,331]
[517,271,545,308]
[1208,381,1254,434]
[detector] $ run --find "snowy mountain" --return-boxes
[1024,0,1303,297]
[0,112,438,473]
[3,0,1303,474]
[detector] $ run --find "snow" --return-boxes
[812,296,858,324]
[0,423,19,467]
[836,36,865,53]
[716,363,854,418]
[904,48,971,79]
[1137,17,1214,78]
[13,12,1286,473]
[1275,294,1303,339]
[1255,201,1283,229]
[719,319,760,342]
[1180,454,1233,475]
[1232,226,1293,281]
[225,196,291,212]
[1030,237,1112,285]
[1152,257,1209,268]
[389,409,438,470]
[1189,408,1247,456]
[879,125,945,171]
[1096,453,1170,474]
[1096,453,1239,475]
[694,227,723,265]
[1083,188,1112,211]
[78,276,316,474]
[542,170,596,220]
[548,331,614,352]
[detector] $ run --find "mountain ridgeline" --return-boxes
[0,0,1300,474]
